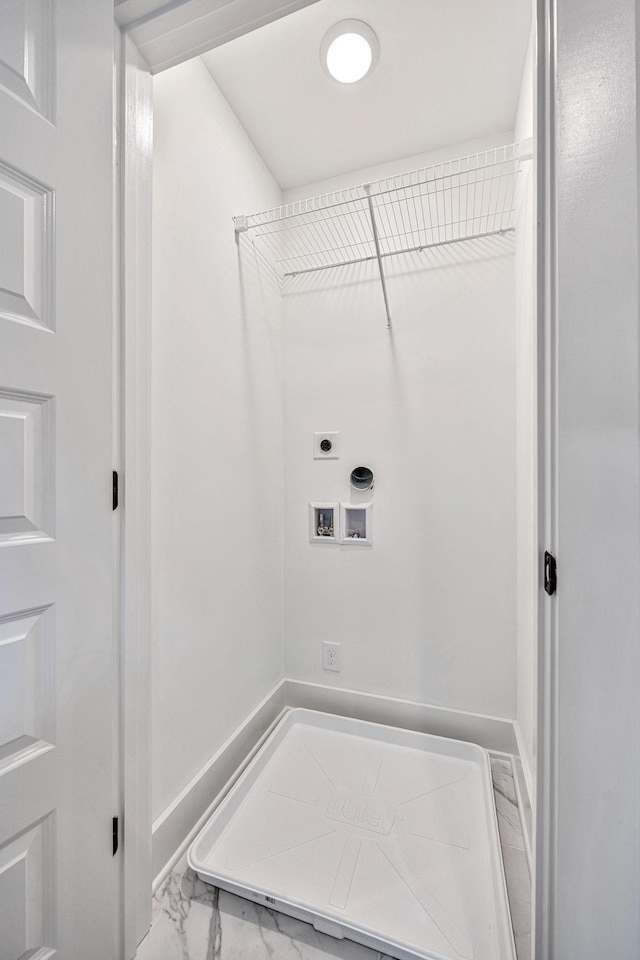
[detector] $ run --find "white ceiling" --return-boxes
[201,0,532,191]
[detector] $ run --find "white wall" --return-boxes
[282,139,517,719]
[151,57,284,822]
[284,132,515,205]
[514,24,536,793]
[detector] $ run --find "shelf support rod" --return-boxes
[364,184,392,329]
[283,227,514,278]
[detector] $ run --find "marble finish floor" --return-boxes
[135,754,531,960]
[489,757,532,960]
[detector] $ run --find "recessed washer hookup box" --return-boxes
[188,708,516,960]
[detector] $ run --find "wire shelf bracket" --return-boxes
[234,142,531,328]
[364,183,392,328]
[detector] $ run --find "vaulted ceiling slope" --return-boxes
[200,0,532,190]
[117,0,531,190]
[115,0,322,73]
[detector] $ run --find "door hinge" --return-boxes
[112,816,119,856]
[113,471,119,511]
[544,551,557,596]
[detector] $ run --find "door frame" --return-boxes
[117,5,551,957]
[534,0,555,955]
[117,30,154,958]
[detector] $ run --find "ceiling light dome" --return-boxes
[320,20,379,84]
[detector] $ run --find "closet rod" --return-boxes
[364,184,392,329]
[283,226,515,279]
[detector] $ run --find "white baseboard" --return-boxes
[152,678,520,888]
[281,679,517,753]
[151,683,289,884]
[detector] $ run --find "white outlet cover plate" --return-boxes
[322,640,341,671]
[313,431,340,459]
[188,709,516,960]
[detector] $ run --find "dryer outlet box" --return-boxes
[313,432,340,459]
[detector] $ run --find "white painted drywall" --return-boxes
[544,0,640,953]
[151,57,284,821]
[282,140,517,719]
[514,24,536,794]
[283,133,516,205]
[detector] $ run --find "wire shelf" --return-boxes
[235,142,529,327]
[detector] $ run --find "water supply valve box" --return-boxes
[309,502,338,542]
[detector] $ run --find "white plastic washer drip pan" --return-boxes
[188,709,516,960]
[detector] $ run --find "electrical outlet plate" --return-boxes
[313,431,340,459]
[322,640,341,672]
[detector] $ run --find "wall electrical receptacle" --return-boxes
[313,432,340,459]
[322,640,341,672]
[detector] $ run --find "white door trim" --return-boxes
[116,0,322,74]
[534,0,556,955]
[534,0,640,954]
[118,29,154,958]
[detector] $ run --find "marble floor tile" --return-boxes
[501,844,532,956]
[135,855,383,960]
[490,757,525,851]
[515,931,532,960]
[489,756,532,960]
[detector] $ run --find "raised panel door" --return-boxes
[0,2,116,957]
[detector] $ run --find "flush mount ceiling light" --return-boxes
[320,20,379,84]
